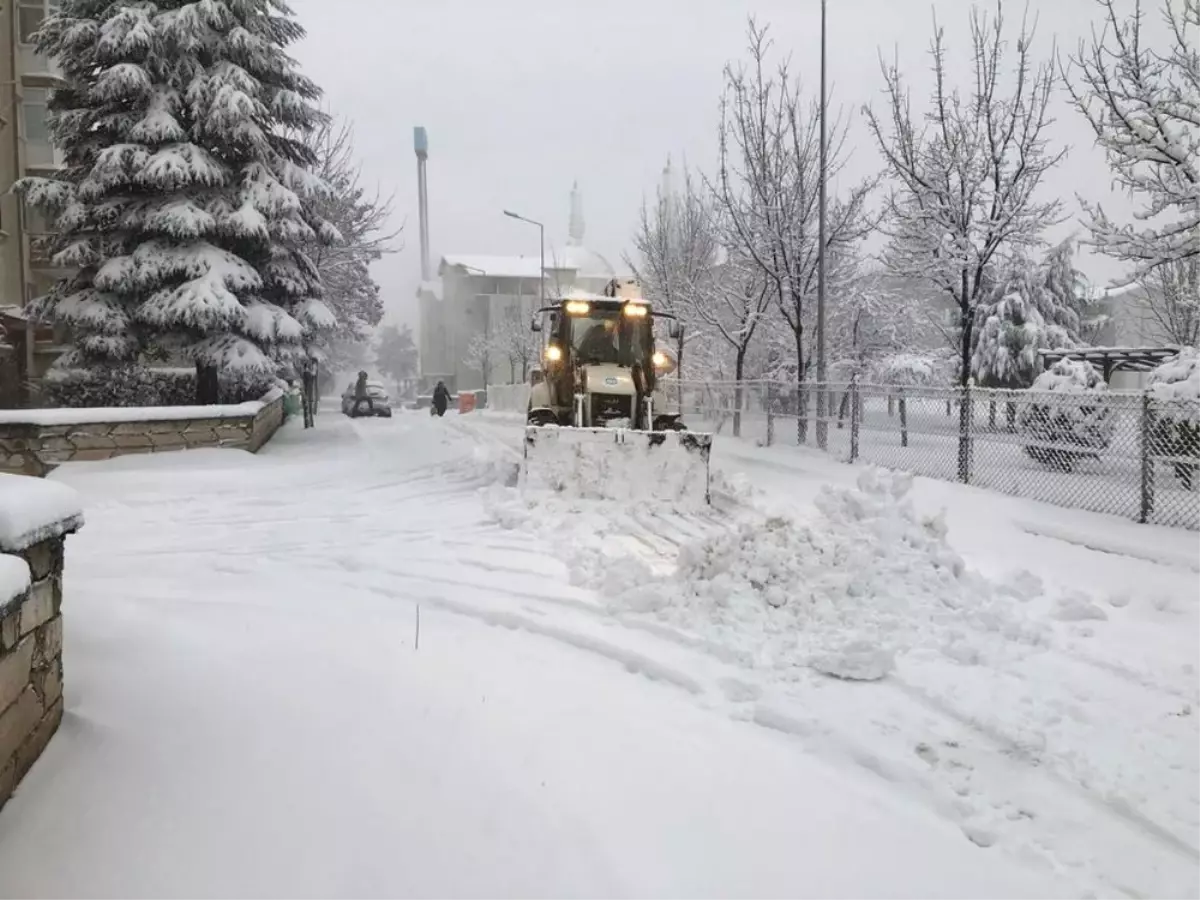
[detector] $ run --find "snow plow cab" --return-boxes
[523,278,712,505]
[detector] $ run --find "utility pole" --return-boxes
[815,0,829,450]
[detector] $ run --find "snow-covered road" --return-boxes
[0,408,1194,898]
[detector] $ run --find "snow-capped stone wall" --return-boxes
[0,389,284,477]
[0,475,83,813]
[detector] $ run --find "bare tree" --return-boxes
[1064,0,1199,277]
[828,264,920,380]
[304,119,402,372]
[463,329,491,388]
[463,306,537,386]
[865,2,1065,388]
[692,250,773,435]
[714,19,875,442]
[494,308,539,383]
[627,157,721,380]
[1135,257,1200,346]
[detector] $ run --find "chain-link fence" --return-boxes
[676,379,1200,530]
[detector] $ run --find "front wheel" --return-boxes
[527,408,558,427]
[654,416,687,432]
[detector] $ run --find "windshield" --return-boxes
[570,311,651,366]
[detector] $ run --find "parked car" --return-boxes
[341,380,393,418]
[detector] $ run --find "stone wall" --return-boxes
[0,391,284,477]
[0,486,82,814]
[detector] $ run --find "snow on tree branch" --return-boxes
[865,1,1065,386]
[1063,0,1199,276]
[827,264,925,381]
[464,307,537,385]
[15,0,336,402]
[1135,257,1200,346]
[714,18,876,395]
[301,117,400,373]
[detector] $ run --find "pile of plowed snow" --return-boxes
[621,469,1048,680]
[483,461,1050,682]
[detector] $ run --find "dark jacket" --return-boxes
[354,374,369,399]
[432,383,451,410]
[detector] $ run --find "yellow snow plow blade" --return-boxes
[522,426,712,506]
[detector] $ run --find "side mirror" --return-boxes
[667,319,683,340]
[530,315,542,332]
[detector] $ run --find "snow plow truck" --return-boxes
[522,278,712,505]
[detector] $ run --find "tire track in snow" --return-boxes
[888,675,1200,866]
[420,412,1197,896]
[1056,647,1197,703]
[357,582,706,696]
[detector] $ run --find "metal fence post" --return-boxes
[957,382,972,483]
[899,387,908,448]
[1140,391,1155,524]
[849,380,861,463]
[766,381,775,447]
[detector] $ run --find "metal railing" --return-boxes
[676,379,1200,530]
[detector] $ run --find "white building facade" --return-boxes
[418,185,629,393]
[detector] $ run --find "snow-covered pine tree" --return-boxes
[1039,240,1089,343]
[972,249,1088,391]
[971,284,1050,390]
[17,0,339,404]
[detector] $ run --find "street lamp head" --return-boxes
[503,210,520,220]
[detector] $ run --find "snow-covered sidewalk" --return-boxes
[0,409,1192,897]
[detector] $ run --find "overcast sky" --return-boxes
[287,0,1146,329]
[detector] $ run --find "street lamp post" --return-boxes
[815,0,829,450]
[503,209,545,310]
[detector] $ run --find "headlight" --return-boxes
[623,303,647,317]
[544,344,563,362]
[652,351,667,368]
[564,300,589,315]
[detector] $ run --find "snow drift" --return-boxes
[487,466,1048,682]
[624,469,1047,680]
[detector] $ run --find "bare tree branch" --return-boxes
[1133,256,1200,345]
[865,1,1065,385]
[1062,0,1199,277]
[711,17,877,403]
[303,117,403,371]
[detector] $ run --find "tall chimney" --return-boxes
[414,126,431,281]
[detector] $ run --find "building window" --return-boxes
[18,0,59,43]
[22,88,49,144]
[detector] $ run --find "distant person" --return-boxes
[432,380,451,417]
[352,371,374,417]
